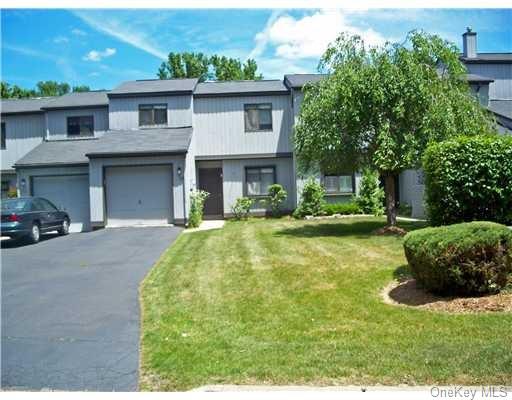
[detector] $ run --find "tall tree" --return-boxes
[72,85,91,92]
[294,31,496,228]
[36,81,70,97]
[157,52,262,81]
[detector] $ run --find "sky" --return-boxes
[1,8,511,90]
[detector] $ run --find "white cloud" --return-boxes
[53,36,69,44]
[251,9,388,61]
[71,28,87,36]
[89,72,100,77]
[83,48,117,62]
[73,10,167,60]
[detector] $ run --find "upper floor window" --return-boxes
[244,103,272,132]
[1,122,6,149]
[323,174,354,194]
[67,116,94,137]
[139,104,167,127]
[245,166,276,197]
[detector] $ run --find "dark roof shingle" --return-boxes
[465,73,494,83]
[42,91,109,110]
[461,53,512,64]
[284,74,327,89]
[194,80,289,97]
[1,97,54,114]
[109,79,198,97]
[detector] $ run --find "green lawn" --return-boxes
[139,217,512,390]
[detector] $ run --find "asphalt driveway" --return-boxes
[1,226,182,391]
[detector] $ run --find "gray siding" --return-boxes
[109,95,192,130]
[222,157,295,214]
[465,64,512,100]
[46,107,109,140]
[193,95,293,156]
[399,169,426,218]
[1,113,45,171]
[88,155,189,226]
[16,165,89,197]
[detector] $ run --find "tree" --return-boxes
[1,81,37,99]
[72,85,90,92]
[36,81,70,97]
[294,31,496,227]
[157,52,262,81]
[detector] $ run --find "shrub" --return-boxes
[231,197,254,220]
[423,135,512,226]
[355,169,384,216]
[188,190,209,228]
[323,202,361,216]
[403,221,512,296]
[293,178,326,218]
[7,188,17,198]
[260,184,287,217]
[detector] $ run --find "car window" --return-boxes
[1,198,29,212]
[38,198,59,212]
[31,199,45,212]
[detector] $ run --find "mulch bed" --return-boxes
[382,279,512,313]
[373,225,408,236]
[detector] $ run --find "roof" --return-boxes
[461,53,512,64]
[109,78,198,97]
[86,127,192,158]
[1,97,54,115]
[465,73,494,83]
[194,80,289,97]
[284,74,327,89]
[15,138,99,167]
[488,100,512,120]
[42,91,109,110]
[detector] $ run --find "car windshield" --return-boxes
[1,198,29,212]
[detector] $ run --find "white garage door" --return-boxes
[105,165,173,227]
[32,175,90,232]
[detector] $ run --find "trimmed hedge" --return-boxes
[323,202,361,216]
[403,221,512,295]
[423,135,512,226]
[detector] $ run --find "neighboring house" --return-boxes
[1,30,510,230]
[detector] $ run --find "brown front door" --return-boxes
[198,168,223,218]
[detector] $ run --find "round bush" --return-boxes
[403,221,512,295]
[423,135,512,226]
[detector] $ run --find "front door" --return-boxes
[198,168,223,218]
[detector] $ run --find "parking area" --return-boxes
[1,226,182,391]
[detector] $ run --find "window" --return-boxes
[244,103,272,132]
[67,116,94,137]
[245,166,276,196]
[139,104,167,127]
[1,122,6,149]
[1,181,9,197]
[38,198,59,212]
[323,174,354,194]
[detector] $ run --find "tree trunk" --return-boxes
[384,173,397,226]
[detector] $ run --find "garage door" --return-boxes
[105,165,173,227]
[32,175,90,232]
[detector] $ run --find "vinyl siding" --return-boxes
[193,95,293,156]
[221,156,295,214]
[465,63,512,100]
[109,95,193,130]
[1,113,45,171]
[399,169,426,218]
[46,107,109,140]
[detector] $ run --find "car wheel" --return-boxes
[58,218,70,235]
[28,223,40,244]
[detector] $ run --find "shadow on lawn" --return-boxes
[276,219,427,239]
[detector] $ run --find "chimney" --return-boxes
[462,27,477,58]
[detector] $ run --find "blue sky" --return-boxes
[1,9,511,90]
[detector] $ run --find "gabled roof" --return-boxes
[42,91,109,110]
[461,53,512,64]
[109,78,198,97]
[194,80,289,97]
[465,73,494,83]
[284,74,327,89]
[1,97,54,115]
[86,127,192,158]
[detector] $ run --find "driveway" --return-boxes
[1,227,182,391]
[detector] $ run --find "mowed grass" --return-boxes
[139,217,512,390]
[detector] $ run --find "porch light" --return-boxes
[177,167,182,177]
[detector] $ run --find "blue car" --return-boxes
[1,197,71,244]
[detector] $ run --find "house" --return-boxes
[1,30,510,229]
